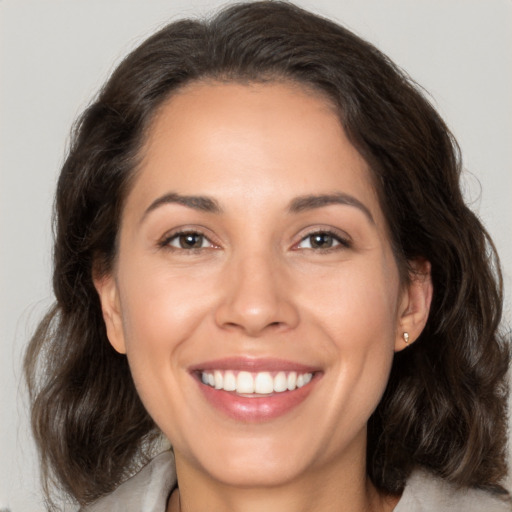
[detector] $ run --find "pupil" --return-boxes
[311,233,332,248]
[180,233,202,248]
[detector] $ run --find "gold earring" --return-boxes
[403,332,410,345]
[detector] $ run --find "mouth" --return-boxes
[190,358,321,422]
[199,369,314,395]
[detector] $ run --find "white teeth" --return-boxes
[214,370,223,389]
[273,372,288,392]
[237,371,255,393]
[255,372,274,394]
[223,370,236,391]
[200,370,314,394]
[287,372,297,390]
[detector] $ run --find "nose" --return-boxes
[214,252,300,336]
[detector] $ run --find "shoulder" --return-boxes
[395,468,512,512]
[80,451,176,512]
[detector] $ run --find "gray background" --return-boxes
[1,0,511,510]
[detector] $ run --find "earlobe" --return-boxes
[395,259,433,352]
[93,272,127,354]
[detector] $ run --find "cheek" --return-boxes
[118,259,212,345]
[114,261,214,397]
[299,257,400,418]
[302,256,400,344]
[113,270,215,446]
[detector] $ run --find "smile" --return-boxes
[200,370,314,395]
[191,358,321,422]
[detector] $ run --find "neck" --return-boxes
[168,450,399,512]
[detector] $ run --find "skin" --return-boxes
[95,81,432,512]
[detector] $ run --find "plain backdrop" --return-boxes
[1,1,511,510]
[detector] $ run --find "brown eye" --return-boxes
[179,233,204,248]
[296,231,350,250]
[166,232,211,249]
[309,233,335,249]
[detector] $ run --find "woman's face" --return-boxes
[97,81,430,488]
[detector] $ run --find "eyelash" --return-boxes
[158,228,351,253]
[158,230,217,252]
[293,230,351,252]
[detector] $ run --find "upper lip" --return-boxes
[188,357,321,374]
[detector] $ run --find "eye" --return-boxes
[295,231,350,250]
[162,231,215,250]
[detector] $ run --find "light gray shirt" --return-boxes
[82,451,511,511]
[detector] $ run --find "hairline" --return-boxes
[112,74,409,282]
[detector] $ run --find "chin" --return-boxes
[175,424,336,489]
[200,451,308,488]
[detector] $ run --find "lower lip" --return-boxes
[196,376,318,422]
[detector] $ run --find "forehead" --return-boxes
[128,80,384,225]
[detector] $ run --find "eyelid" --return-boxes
[156,225,352,252]
[291,226,352,250]
[157,226,220,250]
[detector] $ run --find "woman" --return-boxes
[24,2,510,511]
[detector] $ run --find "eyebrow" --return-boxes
[288,193,374,224]
[140,191,374,224]
[141,192,223,222]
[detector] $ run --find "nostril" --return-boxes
[214,285,300,335]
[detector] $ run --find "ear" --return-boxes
[93,272,127,354]
[395,258,433,352]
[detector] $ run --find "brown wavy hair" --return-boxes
[24,1,510,507]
